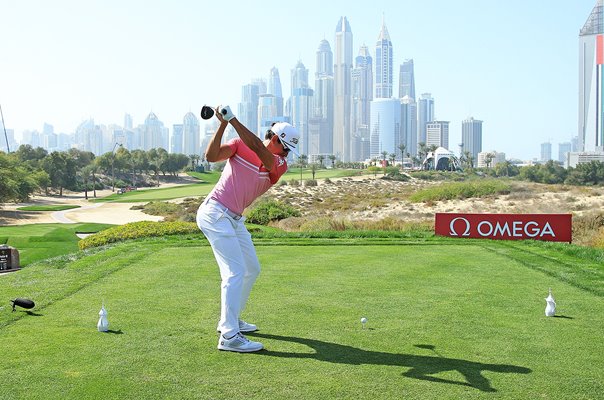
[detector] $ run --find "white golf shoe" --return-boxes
[217,333,263,353]
[238,320,258,333]
[217,320,259,333]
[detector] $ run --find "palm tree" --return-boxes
[328,154,336,169]
[398,144,406,166]
[389,153,396,165]
[381,151,388,166]
[317,154,325,168]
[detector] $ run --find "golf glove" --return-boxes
[220,105,235,121]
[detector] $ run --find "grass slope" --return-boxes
[0,223,114,266]
[1,237,603,399]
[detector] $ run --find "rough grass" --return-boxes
[409,180,512,203]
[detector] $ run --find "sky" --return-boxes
[0,0,598,160]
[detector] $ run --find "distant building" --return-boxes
[334,16,353,162]
[370,98,401,159]
[400,96,417,158]
[351,45,373,161]
[426,121,449,150]
[578,0,603,152]
[567,151,604,168]
[375,18,393,99]
[290,60,314,155]
[399,59,415,100]
[313,39,334,155]
[558,142,572,163]
[182,112,200,156]
[461,117,483,162]
[171,124,183,154]
[477,151,506,168]
[417,93,434,151]
[541,142,552,162]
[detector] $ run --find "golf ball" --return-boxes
[360,317,367,324]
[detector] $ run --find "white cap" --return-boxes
[271,122,300,156]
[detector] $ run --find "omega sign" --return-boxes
[435,213,572,243]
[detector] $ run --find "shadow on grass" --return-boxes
[248,333,531,393]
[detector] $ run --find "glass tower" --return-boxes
[375,18,393,99]
[579,0,603,152]
[334,16,353,162]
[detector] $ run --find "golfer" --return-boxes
[196,105,299,352]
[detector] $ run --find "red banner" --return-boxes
[435,213,572,243]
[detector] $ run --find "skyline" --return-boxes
[0,0,597,160]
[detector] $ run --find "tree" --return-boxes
[398,144,406,166]
[328,154,336,169]
[0,153,45,203]
[317,154,325,168]
[389,153,396,165]
[484,152,495,169]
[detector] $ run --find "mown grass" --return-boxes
[0,223,114,266]
[16,205,81,212]
[1,236,603,399]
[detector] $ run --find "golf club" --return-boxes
[11,298,35,312]
[200,105,231,120]
[200,105,215,120]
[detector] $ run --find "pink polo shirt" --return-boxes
[209,138,288,215]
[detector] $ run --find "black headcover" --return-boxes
[200,105,215,120]
[11,298,35,312]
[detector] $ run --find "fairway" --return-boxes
[1,239,603,399]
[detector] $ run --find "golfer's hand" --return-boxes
[215,106,227,124]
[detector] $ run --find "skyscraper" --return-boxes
[399,59,415,99]
[461,117,483,162]
[417,93,434,152]
[375,18,393,99]
[352,45,373,161]
[182,112,200,156]
[400,96,417,158]
[313,39,334,154]
[290,60,314,155]
[558,142,572,163]
[257,94,279,136]
[268,67,284,118]
[370,98,401,159]
[578,0,603,152]
[238,83,261,134]
[541,142,552,162]
[417,93,435,151]
[334,17,353,162]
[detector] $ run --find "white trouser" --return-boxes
[196,199,260,338]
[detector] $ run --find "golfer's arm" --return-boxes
[230,118,275,170]
[205,121,233,162]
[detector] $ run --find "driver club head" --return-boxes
[200,105,215,120]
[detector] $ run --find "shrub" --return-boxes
[289,179,300,187]
[140,201,182,216]
[245,200,301,225]
[79,221,199,249]
[304,179,318,187]
[409,179,511,203]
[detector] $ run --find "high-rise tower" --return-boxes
[399,59,415,99]
[334,17,353,162]
[313,39,335,154]
[238,83,261,135]
[375,18,393,99]
[579,0,603,152]
[182,112,200,156]
[417,93,435,151]
[291,60,314,155]
[352,45,373,161]
[269,67,284,117]
[461,117,483,162]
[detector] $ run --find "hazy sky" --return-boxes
[0,0,597,160]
